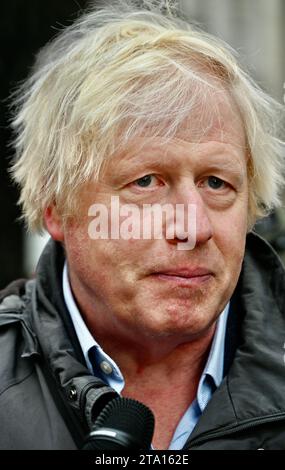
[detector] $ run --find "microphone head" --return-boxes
[83,397,155,450]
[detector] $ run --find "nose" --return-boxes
[166,186,213,249]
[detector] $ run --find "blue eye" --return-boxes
[207,176,225,189]
[135,175,153,187]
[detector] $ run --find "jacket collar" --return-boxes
[34,239,85,364]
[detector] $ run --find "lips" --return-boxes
[154,267,212,278]
[150,267,214,286]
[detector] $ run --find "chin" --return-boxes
[135,295,222,337]
[139,315,212,340]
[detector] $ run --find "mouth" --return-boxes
[150,267,214,287]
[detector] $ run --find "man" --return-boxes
[1,0,285,449]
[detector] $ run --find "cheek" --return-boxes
[213,206,248,267]
[64,223,143,287]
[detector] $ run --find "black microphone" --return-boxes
[82,397,155,450]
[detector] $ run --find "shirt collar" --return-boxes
[196,303,229,412]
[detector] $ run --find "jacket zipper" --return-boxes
[186,412,285,448]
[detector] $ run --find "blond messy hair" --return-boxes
[10,0,284,231]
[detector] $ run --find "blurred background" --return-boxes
[0,0,284,288]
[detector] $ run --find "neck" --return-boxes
[97,325,215,380]
[116,329,215,450]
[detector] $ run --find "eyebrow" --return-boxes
[199,161,246,187]
[108,142,247,183]
[107,151,170,183]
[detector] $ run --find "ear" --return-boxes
[44,205,64,242]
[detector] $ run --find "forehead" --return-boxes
[104,85,246,170]
[171,85,245,147]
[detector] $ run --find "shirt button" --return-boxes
[68,386,77,401]
[100,361,113,375]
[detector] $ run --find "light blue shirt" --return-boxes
[63,262,229,450]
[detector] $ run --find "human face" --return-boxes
[62,90,248,350]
